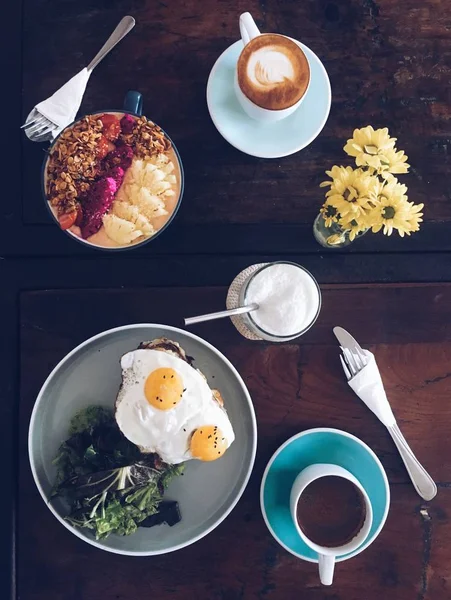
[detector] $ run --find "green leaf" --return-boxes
[69,406,113,436]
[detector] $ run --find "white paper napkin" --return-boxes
[348,350,396,427]
[34,68,91,135]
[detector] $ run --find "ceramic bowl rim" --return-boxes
[28,323,257,555]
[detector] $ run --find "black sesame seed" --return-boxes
[183,428,186,432]
[183,388,186,392]
[173,402,176,405]
[159,399,163,402]
[208,435,212,439]
[171,375,174,378]
[200,430,203,434]
[218,451,220,454]
[163,375,166,379]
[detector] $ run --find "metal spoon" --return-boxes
[184,304,259,326]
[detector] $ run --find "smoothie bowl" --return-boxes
[42,91,184,250]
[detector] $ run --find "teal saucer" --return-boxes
[260,428,390,562]
[206,40,331,158]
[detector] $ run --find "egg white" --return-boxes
[115,349,235,464]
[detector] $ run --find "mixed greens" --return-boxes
[52,406,183,539]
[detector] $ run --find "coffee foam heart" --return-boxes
[247,47,296,89]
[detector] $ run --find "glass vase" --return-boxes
[313,213,368,249]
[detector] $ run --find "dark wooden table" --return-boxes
[4,0,451,598]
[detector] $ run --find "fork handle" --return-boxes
[387,424,437,500]
[87,16,135,72]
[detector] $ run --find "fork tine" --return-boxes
[339,354,352,380]
[341,347,357,376]
[22,113,45,129]
[355,346,367,365]
[351,349,365,370]
[26,122,49,136]
[21,119,38,130]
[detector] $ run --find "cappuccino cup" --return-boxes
[235,13,311,122]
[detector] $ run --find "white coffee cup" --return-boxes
[290,463,373,585]
[234,12,310,122]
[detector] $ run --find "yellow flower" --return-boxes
[321,166,376,218]
[370,177,408,204]
[367,180,419,236]
[405,202,424,232]
[379,147,410,177]
[319,200,339,227]
[344,126,409,175]
[339,214,368,241]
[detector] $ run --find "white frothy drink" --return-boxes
[245,263,320,337]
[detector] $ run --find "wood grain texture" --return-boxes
[10,0,451,256]
[18,283,451,599]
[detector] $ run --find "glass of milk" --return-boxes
[239,262,321,342]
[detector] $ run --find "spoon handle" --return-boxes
[87,16,136,72]
[184,304,259,326]
[388,424,437,500]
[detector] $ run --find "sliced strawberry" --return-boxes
[58,211,77,230]
[100,114,118,127]
[96,135,110,159]
[100,114,121,141]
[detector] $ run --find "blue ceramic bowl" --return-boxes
[42,91,184,251]
[261,428,390,562]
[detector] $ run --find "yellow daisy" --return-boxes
[379,147,410,177]
[321,166,376,218]
[368,192,413,237]
[405,202,424,232]
[344,126,396,166]
[319,200,339,227]
[339,214,368,241]
[370,177,408,204]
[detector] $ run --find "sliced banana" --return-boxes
[103,214,145,245]
[104,153,175,244]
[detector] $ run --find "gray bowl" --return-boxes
[28,324,257,555]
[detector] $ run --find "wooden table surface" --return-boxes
[17,283,451,600]
[3,0,451,598]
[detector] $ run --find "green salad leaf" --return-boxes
[52,405,184,539]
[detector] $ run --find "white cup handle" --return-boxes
[239,12,261,45]
[318,554,335,586]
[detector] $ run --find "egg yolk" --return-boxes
[145,368,184,410]
[190,425,228,461]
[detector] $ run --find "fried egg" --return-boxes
[115,347,235,464]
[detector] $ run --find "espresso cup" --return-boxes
[234,12,311,122]
[290,464,373,585]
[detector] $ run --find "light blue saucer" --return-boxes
[206,40,331,158]
[260,428,390,562]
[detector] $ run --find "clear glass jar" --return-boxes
[239,261,321,342]
[313,213,368,249]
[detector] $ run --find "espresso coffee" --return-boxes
[237,34,310,111]
[296,476,366,548]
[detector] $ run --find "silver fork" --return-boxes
[22,15,135,142]
[21,110,56,142]
[341,346,437,501]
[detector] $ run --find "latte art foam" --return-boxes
[237,34,310,111]
[248,47,296,88]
